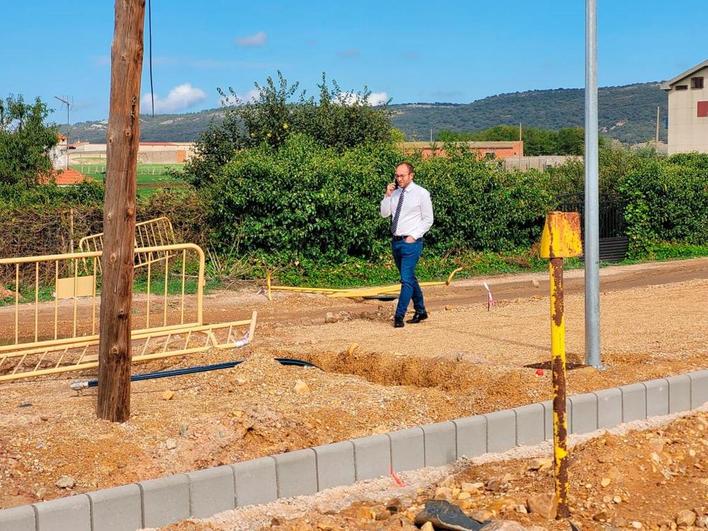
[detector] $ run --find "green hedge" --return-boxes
[2,143,706,268]
[203,134,555,262]
[0,186,207,259]
[620,156,708,256]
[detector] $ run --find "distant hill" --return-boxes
[62,82,667,145]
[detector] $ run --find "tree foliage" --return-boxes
[438,125,585,155]
[183,73,394,188]
[0,95,59,185]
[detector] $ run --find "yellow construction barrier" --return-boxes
[0,243,256,383]
[266,267,463,300]
[78,216,176,272]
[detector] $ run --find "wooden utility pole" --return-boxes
[97,0,145,422]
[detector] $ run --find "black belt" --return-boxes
[392,235,406,241]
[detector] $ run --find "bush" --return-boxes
[0,180,104,207]
[203,135,555,263]
[620,155,708,256]
[0,184,207,259]
[183,73,394,188]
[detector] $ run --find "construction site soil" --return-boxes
[172,410,707,531]
[0,258,706,518]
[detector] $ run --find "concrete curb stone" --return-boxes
[485,409,516,453]
[33,494,91,531]
[273,449,318,499]
[620,382,647,422]
[352,434,391,481]
[139,474,190,528]
[595,388,622,429]
[689,369,708,408]
[187,465,235,518]
[645,378,669,417]
[569,393,598,434]
[87,484,142,531]
[514,403,545,446]
[667,374,692,413]
[388,427,425,472]
[453,415,487,458]
[422,422,457,467]
[232,456,278,507]
[0,505,35,531]
[313,441,356,491]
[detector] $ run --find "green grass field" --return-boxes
[71,163,187,196]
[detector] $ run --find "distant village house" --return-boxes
[662,59,708,154]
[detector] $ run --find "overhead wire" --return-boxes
[148,0,155,117]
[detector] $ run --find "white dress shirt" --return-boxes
[380,181,434,240]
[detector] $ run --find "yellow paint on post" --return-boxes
[540,211,582,520]
[540,211,582,259]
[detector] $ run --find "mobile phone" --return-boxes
[394,180,400,189]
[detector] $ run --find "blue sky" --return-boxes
[2,1,705,123]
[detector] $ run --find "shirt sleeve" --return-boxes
[380,195,392,218]
[410,189,434,240]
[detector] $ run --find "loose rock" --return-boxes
[675,510,696,527]
[462,481,485,493]
[55,475,75,489]
[527,457,552,472]
[294,380,311,394]
[526,493,557,520]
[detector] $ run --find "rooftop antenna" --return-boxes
[54,96,71,169]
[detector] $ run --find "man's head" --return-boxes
[395,162,415,189]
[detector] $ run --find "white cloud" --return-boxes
[142,83,207,113]
[367,92,389,106]
[219,88,262,106]
[236,31,267,47]
[336,91,389,106]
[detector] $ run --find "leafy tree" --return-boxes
[0,95,58,185]
[438,125,585,155]
[182,73,394,188]
[556,127,584,155]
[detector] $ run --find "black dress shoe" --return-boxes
[406,311,429,324]
[394,317,405,328]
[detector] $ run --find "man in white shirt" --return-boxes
[380,162,434,328]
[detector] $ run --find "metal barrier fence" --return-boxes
[0,244,256,382]
[78,216,176,272]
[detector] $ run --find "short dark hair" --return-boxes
[397,161,414,174]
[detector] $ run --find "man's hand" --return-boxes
[404,236,416,243]
[385,183,396,197]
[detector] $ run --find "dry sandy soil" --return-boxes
[0,258,706,516]
[166,410,708,531]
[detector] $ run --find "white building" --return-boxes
[661,60,708,154]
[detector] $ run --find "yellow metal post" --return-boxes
[540,211,582,519]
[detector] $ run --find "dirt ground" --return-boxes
[0,258,706,513]
[169,410,707,531]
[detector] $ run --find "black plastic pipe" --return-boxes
[70,357,320,390]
